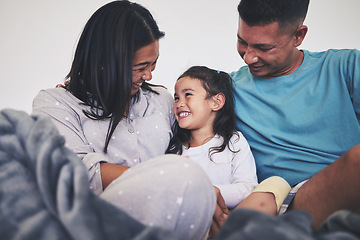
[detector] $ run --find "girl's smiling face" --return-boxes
[173,76,217,134]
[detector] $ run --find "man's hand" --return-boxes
[55,80,70,88]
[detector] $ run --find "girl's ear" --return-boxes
[212,93,225,112]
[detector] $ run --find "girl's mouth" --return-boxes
[178,112,191,118]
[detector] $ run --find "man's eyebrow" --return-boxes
[237,34,246,42]
[133,55,159,67]
[237,35,274,48]
[254,43,275,49]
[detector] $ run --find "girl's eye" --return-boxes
[174,96,179,101]
[185,93,192,97]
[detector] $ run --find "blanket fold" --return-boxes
[1,109,359,240]
[215,208,359,240]
[0,109,174,240]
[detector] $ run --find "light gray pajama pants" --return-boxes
[100,154,216,240]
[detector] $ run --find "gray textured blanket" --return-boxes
[215,208,360,240]
[0,109,359,240]
[0,109,174,240]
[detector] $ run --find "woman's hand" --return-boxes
[100,162,130,189]
[209,186,229,238]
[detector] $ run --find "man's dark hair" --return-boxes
[238,0,310,31]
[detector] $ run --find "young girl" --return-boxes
[166,66,291,237]
[167,66,258,208]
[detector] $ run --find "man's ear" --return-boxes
[294,25,308,47]
[211,93,225,112]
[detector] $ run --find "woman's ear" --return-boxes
[211,93,225,112]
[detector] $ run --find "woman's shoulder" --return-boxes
[33,87,82,110]
[150,85,173,98]
[35,87,71,99]
[142,85,174,104]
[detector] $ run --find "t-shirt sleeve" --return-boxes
[345,49,360,123]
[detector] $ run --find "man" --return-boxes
[232,0,360,229]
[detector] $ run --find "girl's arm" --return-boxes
[215,132,258,208]
[235,191,277,214]
[236,176,291,214]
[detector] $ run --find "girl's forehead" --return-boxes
[176,77,202,87]
[177,76,202,84]
[174,77,205,92]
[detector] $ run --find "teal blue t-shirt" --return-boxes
[231,49,360,186]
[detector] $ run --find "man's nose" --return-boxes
[243,48,259,65]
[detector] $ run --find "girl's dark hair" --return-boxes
[166,66,239,159]
[65,0,165,152]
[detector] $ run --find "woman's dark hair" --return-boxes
[65,0,165,152]
[166,66,238,159]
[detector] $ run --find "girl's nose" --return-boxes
[175,101,184,109]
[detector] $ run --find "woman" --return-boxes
[32,1,215,239]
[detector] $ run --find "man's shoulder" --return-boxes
[304,48,360,60]
[299,49,360,72]
[230,65,251,82]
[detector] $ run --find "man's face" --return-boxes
[237,18,300,79]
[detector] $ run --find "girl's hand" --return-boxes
[209,186,229,238]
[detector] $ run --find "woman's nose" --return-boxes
[142,68,153,81]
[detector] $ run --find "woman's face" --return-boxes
[131,40,159,96]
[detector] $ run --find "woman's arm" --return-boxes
[100,162,130,189]
[32,89,117,194]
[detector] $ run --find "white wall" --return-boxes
[1,0,359,113]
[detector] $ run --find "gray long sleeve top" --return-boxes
[32,87,175,195]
